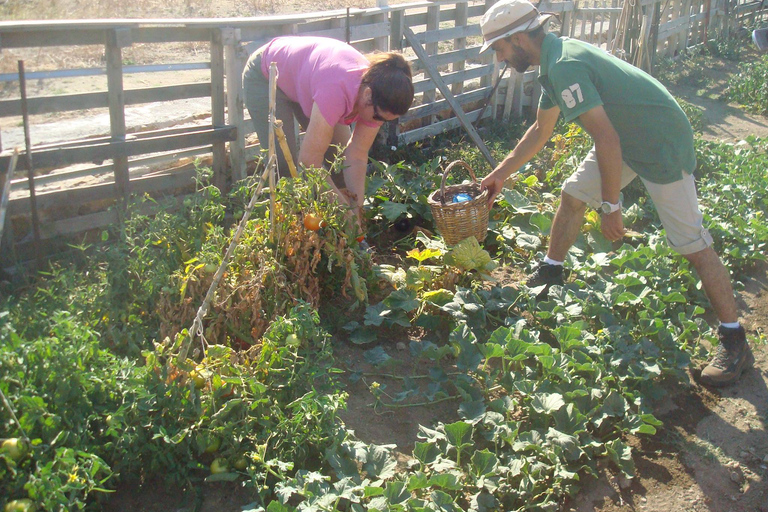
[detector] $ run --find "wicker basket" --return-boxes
[428,160,490,246]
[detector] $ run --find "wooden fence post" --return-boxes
[390,8,404,50]
[452,0,469,97]
[424,3,440,126]
[211,29,228,193]
[648,0,661,74]
[224,28,246,183]
[106,28,131,207]
[374,0,390,52]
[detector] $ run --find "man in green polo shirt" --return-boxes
[478,0,753,386]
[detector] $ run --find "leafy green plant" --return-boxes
[726,55,768,115]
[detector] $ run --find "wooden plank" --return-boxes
[0,83,211,118]
[8,161,201,217]
[399,106,493,145]
[224,28,247,183]
[0,63,211,84]
[452,0,468,97]
[210,29,227,192]
[406,24,480,45]
[9,145,211,191]
[0,150,17,243]
[413,63,494,93]
[390,9,405,50]
[403,87,490,120]
[2,126,236,173]
[422,4,440,125]
[106,29,130,205]
[409,46,480,72]
[301,21,391,41]
[404,27,496,168]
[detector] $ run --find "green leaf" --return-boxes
[350,328,378,345]
[204,472,239,482]
[381,201,409,222]
[444,421,473,450]
[530,393,565,414]
[413,441,441,465]
[605,439,635,478]
[383,480,410,504]
[385,288,420,312]
[516,233,542,251]
[459,401,486,422]
[601,390,627,417]
[428,472,464,490]
[423,289,454,306]
[364,347,393,367]
[444,237,494,272]
[529,212,552,235]
[431,490,460,511]
[407,247,443,263]
[407,472,430,491]
[363,445,398,481]
[471,449,499,477]
[501,189,539,213]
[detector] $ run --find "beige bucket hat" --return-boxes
[480,0,553,53]
[753,28,768,52]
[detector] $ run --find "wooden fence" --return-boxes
[0,0,765,264]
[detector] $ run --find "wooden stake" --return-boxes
[268,62,278,239]
[274,120,298,178]
[18,61,42,262]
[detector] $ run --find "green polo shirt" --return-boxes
[538,33,696,184]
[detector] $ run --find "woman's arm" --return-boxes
[341,121,381,220]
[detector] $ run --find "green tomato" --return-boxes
[204,436,221,454]
[1,438,28,461]
[189,365,210,390]
[285,333,300,347]
[210,458,229,474]
[4,499,36,512]
[233,456,248,471]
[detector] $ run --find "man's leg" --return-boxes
[547,192,588,261]
[643,173,753,386]
[527,149,637,293]
[683,248,738,324]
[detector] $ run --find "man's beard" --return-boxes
[507,44,531,73]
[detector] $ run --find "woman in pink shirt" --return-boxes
[243,36,414,225]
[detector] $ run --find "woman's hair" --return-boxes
[361,52,414,116]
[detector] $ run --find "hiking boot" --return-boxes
[700,326,755,387]
[526,261,564,299]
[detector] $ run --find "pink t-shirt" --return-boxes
[260,36,377,128]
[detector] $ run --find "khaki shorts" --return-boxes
[562,148,713,255]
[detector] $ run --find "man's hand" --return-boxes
[601,210,626,241]
[480,171,506,207]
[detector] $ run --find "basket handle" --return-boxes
[439,160,477,205]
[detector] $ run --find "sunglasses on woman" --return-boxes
[373,104,399,123]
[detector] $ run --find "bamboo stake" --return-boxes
[268,62,278,240]
[274,120,298,178]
